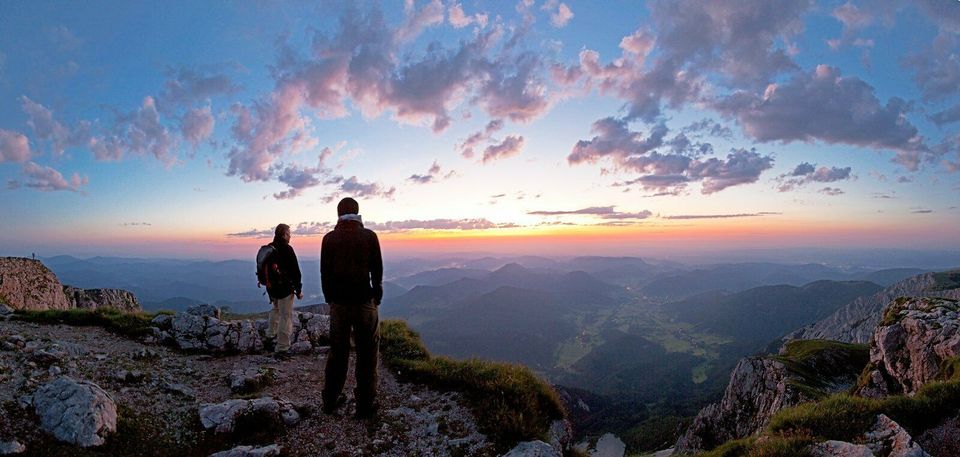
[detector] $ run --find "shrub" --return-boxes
[12,308,159,337]
[380,319,565,451]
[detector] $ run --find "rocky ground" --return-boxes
[0,319,494,456]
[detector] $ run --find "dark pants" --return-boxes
[323,300,380,411]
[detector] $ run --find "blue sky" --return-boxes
[0,0,958,259]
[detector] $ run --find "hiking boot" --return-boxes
[322,394,346,415]
[273,350,291,361]
[262,337,276,352]
[354,402,378,420]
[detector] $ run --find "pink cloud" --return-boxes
[0,129,34,163]
[13,162,88,192]
[181,107,215,147]
[542,0,574,28]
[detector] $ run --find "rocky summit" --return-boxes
[0,257,72,311]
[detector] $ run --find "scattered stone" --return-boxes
[94,354,108,361]
[163,381,195,398]
[151,314,173,330]
[229,367,273,394]
[32,377,117,447]
[48,365,62,376]
[811,415,930,457]
[113,369,144,383]
[132,348,159,360]
[209,444,282,457]
[30,349,64,365]
[0,303,13,316]
[503,440,561,457]
[0,440,26,455]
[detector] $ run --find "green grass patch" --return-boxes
[767,379,960,442]
[773,340,869,400]
[380,319,565,452]
[12,308,164,338]
[939,357,960,381]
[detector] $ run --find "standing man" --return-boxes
[321,197,384,419]
[265,223,303,360]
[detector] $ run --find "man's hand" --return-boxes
[296,291,303,300]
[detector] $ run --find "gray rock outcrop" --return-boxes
[152,309,329,354]
[63,286,141,312]
[32,377,117,447]
[0,441,26,455]
[857,297,960,398]
[0,257,72,311]
[209,444,282,457]
[198,397,299,434]
[790,272,960,344]
[674,357,811,453]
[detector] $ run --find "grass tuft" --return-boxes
[12,308,161,337]
[380,319,565,452]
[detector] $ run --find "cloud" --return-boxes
[713,65,930,170]
[819,186,844,196]
[527,206,653,220]
[324,176,396,202]
[569,117,772,194]
[408,160,453,184]
[271,148,334,200]
[528,206,616,216]
[12,162,88,192]
[47,25,82,51]
[226,228,274,238]
[181,107,215,148]
[448,2,488,29]
[457,119,504,158]
[912,209,933,214]
[120,222,152,227]
[930,105,960,126]
[20,96,92,157]
[663,212,780,220]
[681,118,733,140]
[123,96,176,165]
[542,0,574,28]
[0,129,34,163]
[396,0,445,43]
[482,135,524,163]
[161,68,239,108]
[777,162,853,191]
[367,218,518,231]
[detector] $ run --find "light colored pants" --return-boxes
[268,294,295,352]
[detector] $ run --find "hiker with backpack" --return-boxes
[321,197,384,419]
[257,223,303,360]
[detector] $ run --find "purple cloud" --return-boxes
[713,65,930,170]
[528,206,616,216]
[542,0,574,28]
[778,162,853,191]
[819,186,844,196]
[458,119,504,158]
[161,68,239,108]
[930,105,960,126]
[664,212,780,220]
[181,107,215,148]
[271,148,334,200]
[408,160,453,184]
[482,135,524,163]
[367,218,518,231]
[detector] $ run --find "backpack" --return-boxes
[256,244,284,290]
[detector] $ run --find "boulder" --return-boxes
[590,433,626,457]
[32,377,117,447]
[198,397,299,434]
[209,444,282,457]
[503,440,561,457]
[810,441,874,457]
[229,367,273,394]
[548,419,573,453]
[62,286,142,312]
[0,257,72,311]
[857,298,960,397]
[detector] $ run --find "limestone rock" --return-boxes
[0,441,26,455]
[62,286,142,312]
[0,257,71,311]
[590,433,626,457]
[32,377,117,447]
[198,397,299,434]
[548,419,573,452]
[674,358,810,453]
[810,441,874,457]
[209,444,282,457]
[229,367,273,393]
[789,272,960,344]
[857,298,960,397]
[503,440,561,457]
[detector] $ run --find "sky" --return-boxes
[0,0,959,260]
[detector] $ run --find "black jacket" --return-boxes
[321,220,383,305]
[267,241,303,300]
